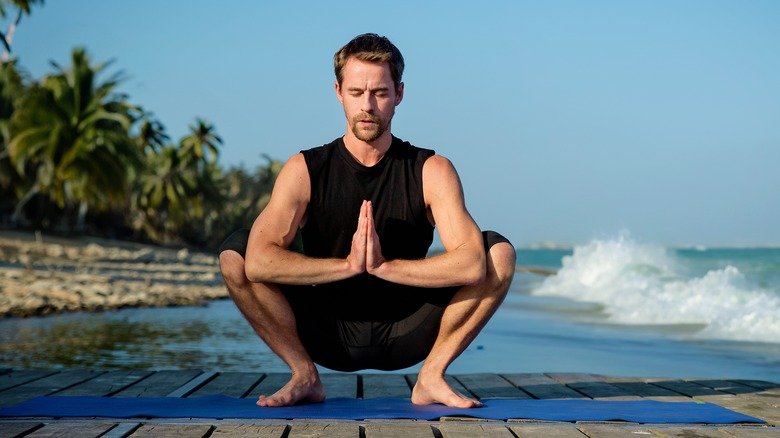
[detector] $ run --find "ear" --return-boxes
[395,82,404,106]
[335,80,344,104]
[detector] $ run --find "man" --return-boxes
[219,33,515,408]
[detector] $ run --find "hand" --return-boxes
[365,201,386,274]
[346,200,368,274]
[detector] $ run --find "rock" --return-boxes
[46,244,65,258]
[177,248,190,263]
[132,248,156,263]
[83,243,106,258]
[65,248,81,259]
[0,234,224,317]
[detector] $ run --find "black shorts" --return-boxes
[219,229,510,371]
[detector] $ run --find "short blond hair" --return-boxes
[334,33,404,88]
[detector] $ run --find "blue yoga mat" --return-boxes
[0,395,764,423]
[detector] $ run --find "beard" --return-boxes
[350,112,388,142]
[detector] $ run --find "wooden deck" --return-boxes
[0,369,777,437]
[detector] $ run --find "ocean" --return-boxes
[1,235,778,382]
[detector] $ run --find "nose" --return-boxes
[360,93,376,114]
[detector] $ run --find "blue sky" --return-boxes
[11,1,780,247]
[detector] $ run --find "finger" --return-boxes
[361,201,369,238]
[363,203,370,243]
[355,201,366,236]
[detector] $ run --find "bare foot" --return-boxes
[411,374,482,408]
[257,373,326,407]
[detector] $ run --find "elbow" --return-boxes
[464,254,487,286]
[244,250,271,283]
[244,261,264,283]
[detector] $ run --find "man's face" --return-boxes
[336,57,403,143]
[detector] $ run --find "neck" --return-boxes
[342,129,393,167]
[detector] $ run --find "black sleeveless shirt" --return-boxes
[299,136,437,321]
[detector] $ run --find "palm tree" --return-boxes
[136,115,168,153]
[180,118,222,166]
[134,144,197,239]
[8,47,141,229]
[0,58,25,214]
[0,0,44,61]
[132,119,225,244]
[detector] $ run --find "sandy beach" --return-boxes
[0,232,226,317]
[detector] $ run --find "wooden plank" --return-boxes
[54,370,153,396]
[731,380,780,391]
[577,425,665,437]
[0,422,44,438]
[454,373,530,399]
[113,370,203,397]
[745,390,780,407]
[212,423,288,438]
[129,423,213,437]
[507,424,587,437]
[246,373,290,399]
[361,374,411,398]
[101,423,142,438]
[605,381,691,401]
[0,370,105,407]
[691,379,768,395]
[502,373,586,399]
[545,373,639,400]
[287,423,359,438]
[406,374,475,399]
[166,371,218,397]
[645,427,731,437]
[0,370,59,392]
[188,372,264,398]
[24,422,116,437]
[717,427,780,437]
[320,373,358,398]
[437,423,515,437]
[364,423,435,438]
[650,380,728,397]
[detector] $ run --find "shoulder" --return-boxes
[422,153,464,207]
[422,154,458,182]
[273,153,309,202]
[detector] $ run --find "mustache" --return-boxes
[352,113,381,124]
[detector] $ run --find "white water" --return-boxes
[532,234,780,344]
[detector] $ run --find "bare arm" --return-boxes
[244,153,365,285]
[367,155,486,287]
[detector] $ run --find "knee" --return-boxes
[219,250,248,289]
[486,240,516,293]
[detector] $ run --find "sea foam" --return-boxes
[532,234,780,344]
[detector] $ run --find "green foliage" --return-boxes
[0,45,281,249]
[7,48,141,228]
[0,0,44,18]
[200,155,282,248]
[0,59,25,208]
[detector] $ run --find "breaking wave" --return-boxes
[532,234,780,344]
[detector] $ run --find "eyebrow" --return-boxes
[347,86,390,93]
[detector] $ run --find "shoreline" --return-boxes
[0,232,549,318]
[0,232,226,318]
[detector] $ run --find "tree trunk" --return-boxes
[75,201,88,231]
[0,10,22,61]
[11,184,38,226]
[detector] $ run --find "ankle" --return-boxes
[290,363,319,381]
[417,367,446,384]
